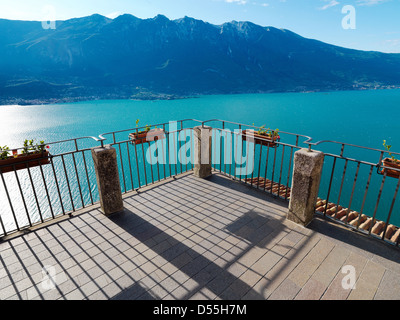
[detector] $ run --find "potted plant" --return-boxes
[0,140,51,174]
[129,119,165,145]
[242,125,280,147]
[380,140,400,178]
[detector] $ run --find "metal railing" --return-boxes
[307,139,400,246]
[0,136,103,237]
[98,119,203,194]
[0,119,205,237]
[1,118,400,248]
[206,119,310,199]
[208,119,400,247]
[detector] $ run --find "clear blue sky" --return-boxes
[0,0,399,53]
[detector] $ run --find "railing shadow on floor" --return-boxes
[106,173,313,300]
[308,215,400,265]
[5,172,400,300]
[0,211,160,300]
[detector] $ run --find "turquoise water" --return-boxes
[2,89,400,152]
[1,89,400,233]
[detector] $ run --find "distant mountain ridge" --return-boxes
[0,13,399,105]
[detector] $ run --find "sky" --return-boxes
[0,0,399,53]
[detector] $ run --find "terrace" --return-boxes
[1,119,400,300]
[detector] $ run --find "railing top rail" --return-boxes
[212,126,303,150]
[303,138,400,162]
[204,119,398,164]
[2,118,398,163]
[2,136,105,155]
[201,119,313,139]
[99,119,204,138]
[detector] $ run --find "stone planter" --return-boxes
[0,151,51,174]
[129,128,166,145]
[242,130,280,147]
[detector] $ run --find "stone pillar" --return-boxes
[91,146,124,215]
[287,148,324,227]
[193,126,212,178]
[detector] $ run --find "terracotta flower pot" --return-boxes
[242,130,280,147]
[129,128,166,145]
[0,151,51,174]
[381,158,400,179]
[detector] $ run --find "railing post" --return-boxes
[193,125,212,178]
[91,145,124,215]
[287,148,324,226]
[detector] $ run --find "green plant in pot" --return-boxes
[129,120,165,145]
[381,140,400,178]
[0,140,50,174]
[244,125,280,147]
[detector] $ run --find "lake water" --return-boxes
[1,89,400,234]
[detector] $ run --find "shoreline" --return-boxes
[1,86,399,107]
[0,93,193,106]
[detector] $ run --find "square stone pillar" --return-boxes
[92,146,124,215]
[193,126,212,178]
[287,148,324,227]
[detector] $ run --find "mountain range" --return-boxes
[0,13,400,105]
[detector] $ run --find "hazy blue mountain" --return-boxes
[0,14,399,104]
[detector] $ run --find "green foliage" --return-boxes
[257,125,267,135]
[135,119,151,132]
[22,139,47,154]
[37,140,46,152]
[383,140,397,161]
[0,140,47,161]
[271,128,279,138]
[22,139,34,154]
[256,125,280,138]
[0,146,10,160]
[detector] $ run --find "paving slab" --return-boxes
[1,172,400,300]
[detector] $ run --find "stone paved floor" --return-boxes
[1,172,400,300]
